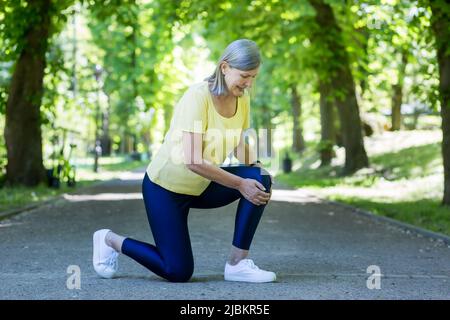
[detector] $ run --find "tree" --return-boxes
[291,85,306,153]
[309,0,369,173]
[427,0,450,205]
[2,0,73,186]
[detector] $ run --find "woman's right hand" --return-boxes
[238,178,271,206]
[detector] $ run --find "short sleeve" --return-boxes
[177,86,208,134]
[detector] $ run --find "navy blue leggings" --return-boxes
[121,165,272,282]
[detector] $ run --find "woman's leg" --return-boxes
[190,165,272,263]
[120,173,195,282]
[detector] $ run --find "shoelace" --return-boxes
[242,259,260,270]
[104,251,119,269]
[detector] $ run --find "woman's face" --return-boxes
[221,62,259,97]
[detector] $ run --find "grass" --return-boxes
[0,155,147,214]
[275,129,450,237]
[328,197,450,236]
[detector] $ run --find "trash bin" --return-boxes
[282,153,292,173]
[130,152,142,161]
[46,167,61,188]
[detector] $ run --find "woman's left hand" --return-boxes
[252,163,273,201]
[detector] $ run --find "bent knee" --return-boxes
[165,266,194,283]
[262,175,272,191]
[258,169,272,191]
[246,167,272,190]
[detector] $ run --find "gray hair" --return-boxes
[206,39,261,96]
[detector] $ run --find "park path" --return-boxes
[0,167,449,299]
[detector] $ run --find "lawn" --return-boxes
[275,129,450,237]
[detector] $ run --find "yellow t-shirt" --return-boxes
[146,81,251,196]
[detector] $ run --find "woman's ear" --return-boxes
[221,61,229,75]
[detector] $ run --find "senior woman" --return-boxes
[93,39,275,283]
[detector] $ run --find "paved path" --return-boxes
[1,168,449,299]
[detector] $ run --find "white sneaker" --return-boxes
[93,229,119,279]
[224,259,276,283]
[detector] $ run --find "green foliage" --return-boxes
[353,0,440,113]
[87,0,182,146]
[277,129,448,235]
[0,0,75,115]
[41,38,68,126]
[0,61,11,115]
[316,139,335,153]
[0,0,447,206]
[176,0,318,130]
[371,143,441,180]
[278,139,441,188]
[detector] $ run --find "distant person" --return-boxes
[93,39,275,283]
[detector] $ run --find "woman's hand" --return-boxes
[238,178,271,206]
[250,162,274,203]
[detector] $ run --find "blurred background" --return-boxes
[0,0,449,235]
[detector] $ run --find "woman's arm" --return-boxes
[182,131,270,205]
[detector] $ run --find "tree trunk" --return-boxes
[291,85,306,153]
[442,101,450,205]
[100,111,112,156]
[132,134,137,153]
[319,81,335,166]
[4,0,51,186]
[334,75,369,174]
[310,0,369,174]
[429,1,450,205]
[391,83,402,130]
[441,96,450,206]
[356,26,370,96]
[119,131,125,154]
[100,94,112,156]
[391,49,408,131]
[123,134,133,154]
